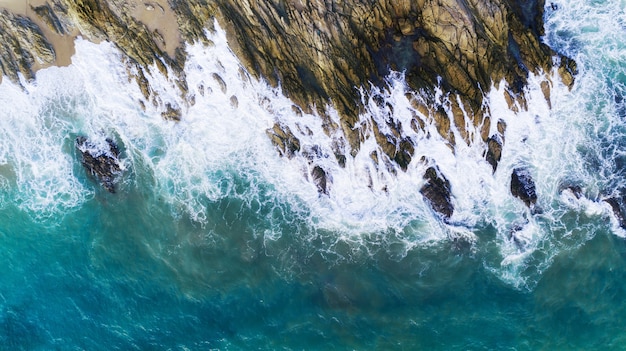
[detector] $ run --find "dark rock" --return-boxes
[486,134,504,172]
[420,166,454,219]
[335,154,347,168]
[605,197,626,229]
[76,136,122,193]
[509,220,529,249]
[394,139,415,172]
[311,165,329,195]
[558,181,583,199]
[510,168,537,208]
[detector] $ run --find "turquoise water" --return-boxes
[1,186,625,350]
[1,0,626,349]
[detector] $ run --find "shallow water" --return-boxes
[0,0,626,349]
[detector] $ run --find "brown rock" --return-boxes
[0,0,577,165]
[311,165,329,195]
[267,123,301,159]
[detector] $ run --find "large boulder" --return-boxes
[510,168,537,208]
[421,166,454,219]
[76,136,123,193]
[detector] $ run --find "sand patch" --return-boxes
[0,0,78,71]
[127,0,182,57]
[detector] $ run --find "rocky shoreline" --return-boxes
[0,1,574,115]
[0,0,576,217]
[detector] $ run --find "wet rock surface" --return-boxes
[510,168,537,208]
[421,166,454,219]
[76,136,123,193]
[311,165,329,195]
[267,123,301,159]
[486,134,504,172]
[216,0,575,153]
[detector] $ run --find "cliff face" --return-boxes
[0,0,575,167]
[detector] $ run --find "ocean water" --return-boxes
[1,0,626,349]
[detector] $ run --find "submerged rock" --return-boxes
[605,197,626,229]
[421,166,454,220]
[161,103,182,121]
[76,136,123,193]
[510,168,537,208]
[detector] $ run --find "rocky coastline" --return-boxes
[0,0,576,217]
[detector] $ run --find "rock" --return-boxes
[266,123,300,159]
[213,0,574,154]
[0,0,578,173]
[230,95,238,108]
[0,10,56,83]
[372,118,414,171]
[161,103,182,121]
[558,181,583,199]
[311,165,329,195]
[486,134,504,172]
[32,3,69,35]
[394,139,414,171]
[510,168,537,208]
[420,166,454,219]
[212,73,227,93]
[76,136,123,193]
[558,56,578,90]
[605,197,626,229]
[508,220,530,249]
